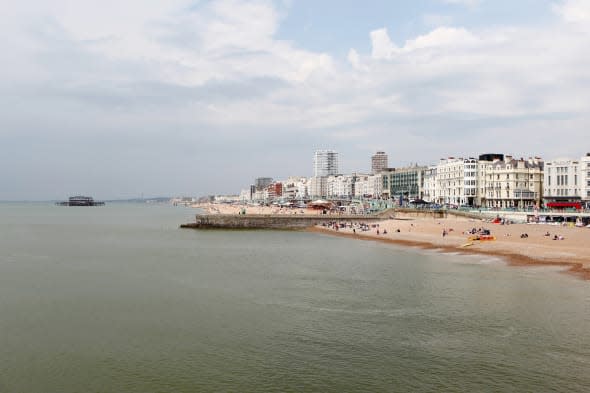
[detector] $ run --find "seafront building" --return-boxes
[279,177,309,200]
[326,174,355,198]
[371,151,388,174]
[478,155,544,209]
[313,150,339,177]
[230,150,590,210]
[422,165,438,203]
[381,165,427,202]
[434,157,478,206]
[255,177,273,190]
[354,174,383,198]
[544,153,590,209]
[308,176,328,198]
[583,154,590,205]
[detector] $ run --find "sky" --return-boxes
[1,0,590,200]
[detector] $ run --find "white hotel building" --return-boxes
[478,155,544,208]
[423,154,543,208]
[433,157,478,206]
[544,153,590,208]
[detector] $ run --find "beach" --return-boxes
[311,212,590,280]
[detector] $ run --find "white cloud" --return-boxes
[441,0,481,8]
[370,28,399,59]
[2,0,590,197]
[347,48,368,72]
[370,26,479,60]
[554,0,590,28]
[404,27,480,50]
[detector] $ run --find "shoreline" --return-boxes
[307,225,590,281]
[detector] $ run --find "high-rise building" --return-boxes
[313,150,339,177]
[255,177,273,190]
[371,151,388,174]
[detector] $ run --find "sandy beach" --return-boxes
[311,212,590,280]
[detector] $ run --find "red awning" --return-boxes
[546,202,581,209]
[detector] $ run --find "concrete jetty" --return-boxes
[180,213,388,229]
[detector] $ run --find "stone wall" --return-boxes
[181,214,385,229]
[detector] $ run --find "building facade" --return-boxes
[381,165,426,202]
[313,150,339,177]
[435,157,477,206]
[255,177,273,190]
[480,155,544,208]
[582,154,590,207]
[326,175,355,198]
[422,165,438,203]
[544,153,590,208]
[371,151,388,174]
[309,176,327,198]
[354,174,383,198]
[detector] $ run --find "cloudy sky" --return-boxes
[1,0,589,200]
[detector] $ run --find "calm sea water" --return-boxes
[0,203,589,392]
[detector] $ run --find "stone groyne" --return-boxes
[180,214,388,230]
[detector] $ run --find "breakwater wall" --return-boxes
[181,214,387,229]
[392,208,448,219]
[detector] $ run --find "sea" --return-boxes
[0,202,589,392]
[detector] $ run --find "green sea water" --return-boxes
[0,203,589,392]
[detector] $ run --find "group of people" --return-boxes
[543,231,565,240]
[465,227,491,236]
[321,221,378,233]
